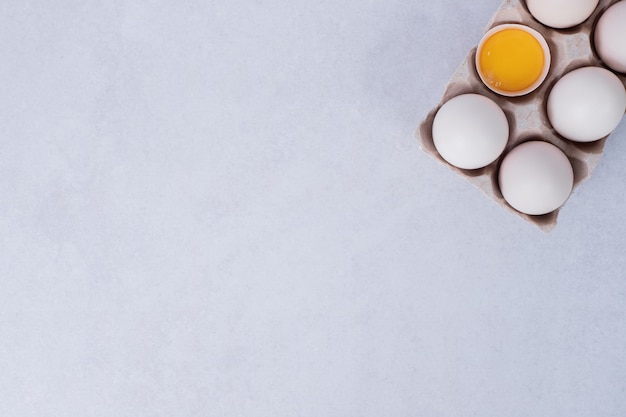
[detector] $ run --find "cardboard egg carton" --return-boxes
[417,0,626,232]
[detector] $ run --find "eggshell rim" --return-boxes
[475,23,552,97]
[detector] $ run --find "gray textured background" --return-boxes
[1,0,626,416]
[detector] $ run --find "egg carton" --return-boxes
[417,0,626,232]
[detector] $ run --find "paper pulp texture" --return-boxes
[417,0,626,232]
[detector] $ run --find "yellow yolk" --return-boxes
[478,28,545,94]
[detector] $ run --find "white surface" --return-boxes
[1,1,626,416]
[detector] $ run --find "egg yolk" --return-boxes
[478,28,545,94]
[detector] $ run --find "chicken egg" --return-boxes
[476,24,550,97]
[526,0,599,29]
[432,94,509,170]
[499,141,574,216]
[595,0,626,73]
[547,66,626,142]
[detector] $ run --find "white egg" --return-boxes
[595,1,626,73]
[432,94,509,170]
[499,141,574,216]
[547,66,626,142]
[526,0,599,28]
